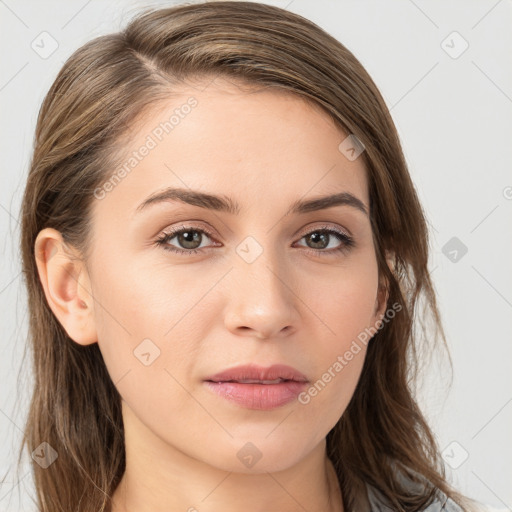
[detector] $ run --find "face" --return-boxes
[43,77,388,474]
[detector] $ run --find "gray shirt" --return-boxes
[364,482,464,511]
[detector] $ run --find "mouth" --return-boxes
[203,364,309,410]
[204,363,309,384]
[211,378,290,384]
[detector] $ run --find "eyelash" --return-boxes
[155,224,355,257]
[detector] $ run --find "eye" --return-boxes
[294,225,355,256]
[155,223,355,256]
[155,224,218,255]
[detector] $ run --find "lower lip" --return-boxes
[204,380,308,410]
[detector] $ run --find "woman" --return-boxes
[16,2,486,511]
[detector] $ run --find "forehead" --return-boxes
[94,77,369,218]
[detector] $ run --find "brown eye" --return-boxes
[173,229,203,250]
[156,225,218,255]
[295,227,355,256]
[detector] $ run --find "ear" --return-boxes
[34,227,97,345]
[373,250,395,323]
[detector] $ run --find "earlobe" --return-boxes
[34,228,97,345]
[385,250,395,274]
[373,250,395,325]
[374,281,389,325]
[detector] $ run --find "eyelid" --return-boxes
[157,223,219,246]
[158,223,350,243]
[158,221,217,239]
[297,222,351,239]
[155,221,355,255]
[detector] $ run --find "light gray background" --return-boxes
[1,1,511,511]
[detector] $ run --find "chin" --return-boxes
[199,435,314,475]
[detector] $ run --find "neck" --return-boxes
[111,407,343,512]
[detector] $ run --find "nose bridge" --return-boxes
[224,233,299,337]
[235,233,290,300]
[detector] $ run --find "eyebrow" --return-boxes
[135,187,368,217]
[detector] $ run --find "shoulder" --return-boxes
[365,486,454,511]
[470,505,511,512]
[428,490,507,512]
[365,482,498,512]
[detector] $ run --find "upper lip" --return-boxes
[205,364,309,383]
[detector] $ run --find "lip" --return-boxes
[203,364,309,410]
[205,364,309,383]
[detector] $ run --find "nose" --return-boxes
[223,243,301,340]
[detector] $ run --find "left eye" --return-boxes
[155,225,354,256]
[156,226,216,254]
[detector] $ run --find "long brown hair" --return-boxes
[14,2,477,511]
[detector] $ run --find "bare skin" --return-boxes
[35,77,390,512]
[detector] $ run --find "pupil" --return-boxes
[309,231,328,249]
[179,231,201,249]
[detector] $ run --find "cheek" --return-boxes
[297,258,378,418]
[90,241,196,341]
[297,301,371,437]
[297,344,367,430]
[89,244,216,411]
[309,256,379,347]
